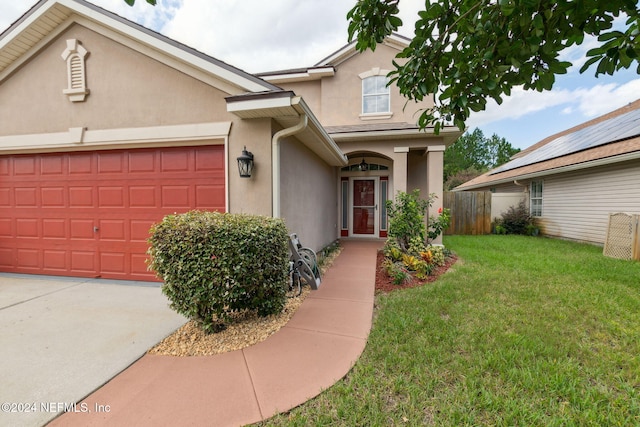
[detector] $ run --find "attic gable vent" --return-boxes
[61,39,89,102]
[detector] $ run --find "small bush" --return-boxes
[495,201,536,235]
[148,211,289,333]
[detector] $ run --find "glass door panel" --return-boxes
[352,179,376,235]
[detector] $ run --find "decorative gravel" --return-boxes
[148,246,342,357]
[148,288,310,356]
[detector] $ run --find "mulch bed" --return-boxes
[375,250,458,294]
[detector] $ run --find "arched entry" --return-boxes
[339,153,391,238]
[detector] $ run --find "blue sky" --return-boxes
[1,0,638,150]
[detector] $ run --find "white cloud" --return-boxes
[0,3,29,33]
[467,77,640,130]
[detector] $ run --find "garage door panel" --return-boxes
[71,251,98,274]
[99,220,126,241]
[17,249,40,268]
[69,187,94,207]
[0,188,10,205]
[15,188,37,206]
[42,219,66,239]
[128,151,155,173]
[16,219,38,238]
[100,252,127,275]
[69,154,92,175]
[41,156,64,175]
[131,220,155,242]
[129,186,156,207]
[43,250,67,270]
[161,151,190,172]
[41,187,66,207]
[162,185,191,208]
[98,152,126,173]
[70,220,95,239]
[0,145,225,280]
[14,157,36,175]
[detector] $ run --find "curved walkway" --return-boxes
[50,240,382,427]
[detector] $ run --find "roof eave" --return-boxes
[1,0,278,94]
[330,126,462,145]
[454,150,640,191]
[226,92,347,167]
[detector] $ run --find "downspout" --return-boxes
[272,114,308,217]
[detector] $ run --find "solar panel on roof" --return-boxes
[490,109,640,175]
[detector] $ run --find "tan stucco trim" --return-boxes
[330,126,462,145]
[0,121,231,154]
[227,93,348,167]
[260,67,335,84]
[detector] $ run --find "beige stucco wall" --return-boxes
[227,118,273,216]
[0,23,279,219]
[0,24,229,136]
[279,135,339,251]
[319,44,430,126]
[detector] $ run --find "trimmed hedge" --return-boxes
[148,211,289,333]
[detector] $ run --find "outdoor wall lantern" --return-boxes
[358,157,369,172]
[237,146,254,178]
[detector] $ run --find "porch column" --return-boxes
[392,146,409,195]
[426,145,446,245]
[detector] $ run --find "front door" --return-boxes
[352,178,378,236]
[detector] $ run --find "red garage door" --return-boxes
[0,145,225,281]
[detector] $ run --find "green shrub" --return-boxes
[148,211,289,333]
[386,189,430,252]
[495,200,536,235]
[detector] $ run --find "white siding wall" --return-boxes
[538,160,640,244]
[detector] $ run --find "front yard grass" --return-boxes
[259,235,640,426]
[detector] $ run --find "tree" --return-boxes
[443,128,520,189]
[347,0,640,133]
[124,0,156,5]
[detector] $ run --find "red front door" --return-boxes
[0,145,225,281]
[352,179,376,235]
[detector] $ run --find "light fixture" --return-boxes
[237,146,254,178]
[358,156,369,172]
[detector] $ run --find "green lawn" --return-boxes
[259,235,640,426]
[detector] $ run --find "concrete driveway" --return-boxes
[0,273,186,427]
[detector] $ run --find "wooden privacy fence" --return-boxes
[443,191,492,235]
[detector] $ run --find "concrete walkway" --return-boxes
[49,240,382,427]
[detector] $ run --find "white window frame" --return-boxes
[530,181,543,217]
[359,68,392,119]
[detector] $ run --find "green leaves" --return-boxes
[148,211,289,334]
[347,0,401,51]
[124,0,157,5]
[346,0,640,132]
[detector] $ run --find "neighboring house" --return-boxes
[455,99,640,245]
[0,0,461,281]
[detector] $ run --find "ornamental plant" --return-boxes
[147,211,289,333]
[386,189,430,252]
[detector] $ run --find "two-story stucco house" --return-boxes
[0,0,461,281]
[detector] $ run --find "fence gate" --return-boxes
[443,191,492,235]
